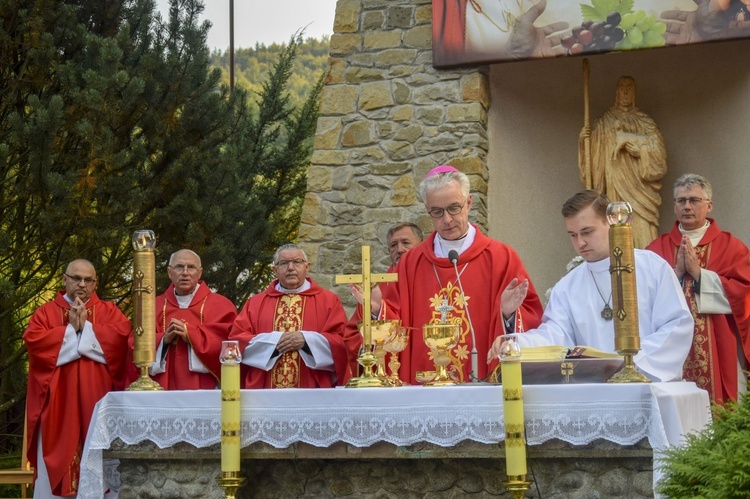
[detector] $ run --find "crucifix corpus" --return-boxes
[335,245,398,387]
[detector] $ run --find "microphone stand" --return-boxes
[449,250,479,382]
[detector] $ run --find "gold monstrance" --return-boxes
[606,203,650,383]
[127,230,163,391]
[335,246,398,388]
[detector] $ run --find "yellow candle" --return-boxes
[501,359,527,477]
[221,363,241,473]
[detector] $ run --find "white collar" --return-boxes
[276,279,311,294]
[174,283,200,309]
[433,224,476,258]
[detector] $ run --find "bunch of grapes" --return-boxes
[616,10,667,49]
[561,11,625,55]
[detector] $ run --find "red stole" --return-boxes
[231,279,356,388]
[647,220,750,405]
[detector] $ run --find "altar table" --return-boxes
[78,382,710,498]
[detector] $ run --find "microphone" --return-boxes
[448,250,479,382]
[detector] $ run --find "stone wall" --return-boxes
[112,439,654,498]
[300,0,489,302]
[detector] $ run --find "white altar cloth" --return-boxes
[79,382,710,498]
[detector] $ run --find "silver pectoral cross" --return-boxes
[436,297,453,324]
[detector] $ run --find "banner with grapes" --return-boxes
[433,0,750,68]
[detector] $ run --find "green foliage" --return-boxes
[210,35,329,111]
[658,393,750,498]
[0,0,321,456]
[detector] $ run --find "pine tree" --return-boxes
[0,0,321,460]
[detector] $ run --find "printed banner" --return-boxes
[433,0,750,67]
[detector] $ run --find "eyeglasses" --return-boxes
[275,259,307,268]
[169,265,201,274]
[64,274,96,285]
[427,201,466,219]
[674,197,710,206]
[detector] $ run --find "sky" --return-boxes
[156,0,338,51]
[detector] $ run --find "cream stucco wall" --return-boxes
[488,38,750,297]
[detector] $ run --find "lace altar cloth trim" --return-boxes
[79,383,710,498]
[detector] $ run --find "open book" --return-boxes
[520,345,623,362]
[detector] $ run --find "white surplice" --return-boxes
[517,250,694,382]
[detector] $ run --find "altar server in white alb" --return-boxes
[489,190,693,382]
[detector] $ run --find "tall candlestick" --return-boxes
[218,340,245,497]
[127,229,162,391]
[606,202,650,383]
[498,335,532,498]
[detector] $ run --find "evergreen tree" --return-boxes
[0,0,321,459]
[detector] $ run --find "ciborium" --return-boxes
[384,327,410,386]
[422,323,460,386]
[359,320,400,382]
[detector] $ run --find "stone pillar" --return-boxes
[299,0,490,305]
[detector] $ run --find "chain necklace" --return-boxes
[589,269,613,320]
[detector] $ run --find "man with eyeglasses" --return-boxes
[150,249,237,389]
[230,243,358,388]
[647,173,750,405]
[380,166,544,384]
[24,259,131,497]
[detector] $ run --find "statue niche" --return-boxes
[579,75,667,249]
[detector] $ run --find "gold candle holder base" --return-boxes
[126,365,163,391]
[347,321,400,388]
[503,475,532,499]
[607,354,651,383]
[346,350,390,388]
[217,471,246,498]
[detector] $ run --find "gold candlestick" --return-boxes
[217,340,246,497]
[127,230,162,391]
[499,335,532,497]
[335,245,398,388]
[606,203,650,384]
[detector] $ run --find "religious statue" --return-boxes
[579,75,667,249]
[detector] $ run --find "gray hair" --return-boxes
[386,222,424,243]
[673,173,712,200]
[273,243,308,265]
[169,249,202,267]
[419,171,471,204]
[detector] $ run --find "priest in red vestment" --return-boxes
[381,166,544,384]
[647,174,750,405]
[24,259,131,497]
[150,249,237,390]
[346,222,423,376]
[230,244,356,388]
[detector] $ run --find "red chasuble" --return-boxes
[647,219,750,405]
[382,225,543,384]
[23,291,131,496]
[230,278,356,388]
[153,282,237,390]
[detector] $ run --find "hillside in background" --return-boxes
[211,36,330,109]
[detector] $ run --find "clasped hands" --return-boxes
[675,235,701,281]
[276,331,306,354]
[164,318,188,344]
[68,297,88,332]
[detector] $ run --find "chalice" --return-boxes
[383,327,410,386]
[359,320,400,382]
[422,323,460,386]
